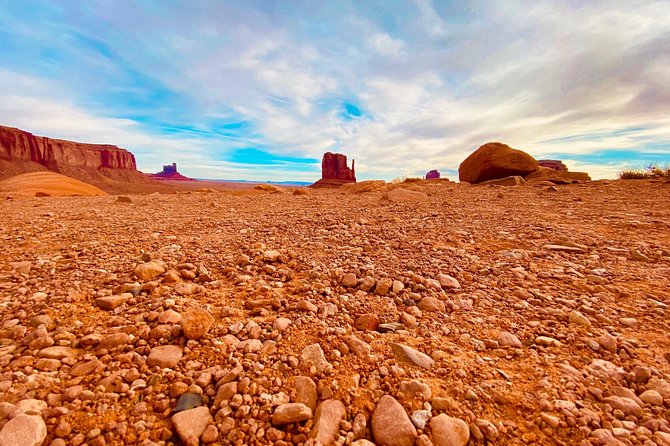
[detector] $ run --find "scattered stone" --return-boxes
[0,414,47,446]
[309,399,347,446]
[181,308,214,340]
[430,414,470,446]
[95,293,130,310]
[272,403,313,426]
[372,395,417,446]
[135,261,166,281]
[391,343,434,369]
[147,345,183,369]
[301,344,331,374]
[172,406,212,446]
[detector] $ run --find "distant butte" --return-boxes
[149,163,193,181]
[310,152,356,188]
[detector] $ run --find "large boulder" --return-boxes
[458,142,538,184]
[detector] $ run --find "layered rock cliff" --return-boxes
[0,125,137,171]
[0,125,148,186]
[310,152,357,188]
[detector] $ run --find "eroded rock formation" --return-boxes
[150,163,193,181]
[459,143,591,185]
[310,152,356,188]
[0,125,146,185]
[458,142,538,184]
[538,160,568,171]
[425,169,441,179]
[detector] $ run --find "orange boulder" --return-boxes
[458,142,538,184]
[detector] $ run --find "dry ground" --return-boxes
[0,179,669,446]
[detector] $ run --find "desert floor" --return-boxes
[1,179,669,446]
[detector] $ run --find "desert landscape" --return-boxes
[1,124,670,446]
[2,2,670,445]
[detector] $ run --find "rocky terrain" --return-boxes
[1,179,669,446]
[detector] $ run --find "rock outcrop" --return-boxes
[149,163,193,181]
[0,125,148,188]
[1,125,136,171]
[310,152,356,188]
[458,142,538,184]
[459,143,590,184]
[538,159,568,171]
[425,169,441,179]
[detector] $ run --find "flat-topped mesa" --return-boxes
[309,152,357,188]
[0,125,137,172]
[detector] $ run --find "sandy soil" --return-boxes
[0,179,669,446]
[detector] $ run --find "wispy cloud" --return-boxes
[0,0,668,181]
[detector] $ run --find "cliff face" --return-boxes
[0,125,137,172]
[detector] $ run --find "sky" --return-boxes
[0,1,669,182]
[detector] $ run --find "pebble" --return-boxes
[391,343,434,369]
[172,406,212,446]
[436,274,460,289]
[0,414,47,446]
[181,308,214,340]
[309,399,346,446]
[371,395,417,446]
[272,403,313,426]
[135,261,165,281]
[301,343,331,374]
[147,345,183,369]
[497,331,522,348]
[430,414,470,446]
[95,293,130,310]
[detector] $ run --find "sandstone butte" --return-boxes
[149,163,194,181]
[0,125,148,187]
[309,152,356,188]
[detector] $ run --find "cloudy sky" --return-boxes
[1,1,669,181]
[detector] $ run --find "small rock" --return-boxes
[391,343,434,369]
[309,399,346,446]
[147,345,183,369]
[291,376,318,410]
[372,395,417,446]
[497,331,522,348]
[436,274,460,289]
[598,333,617,353]
[568,310,591,327]
[639,390,663,405]
[342,273,357,287]
[603,396,643,417]
[95,293,130,310]
[272,403,313,426]
[172,406,212,446]
[0,414,47,446]
[375,278,393,295]
[301,344,330,374]
[354,314,380,331]
[417,297,445,312]
[135,261,166,281]
[181,308,214,340]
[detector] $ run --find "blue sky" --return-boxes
[0,1,668,181]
